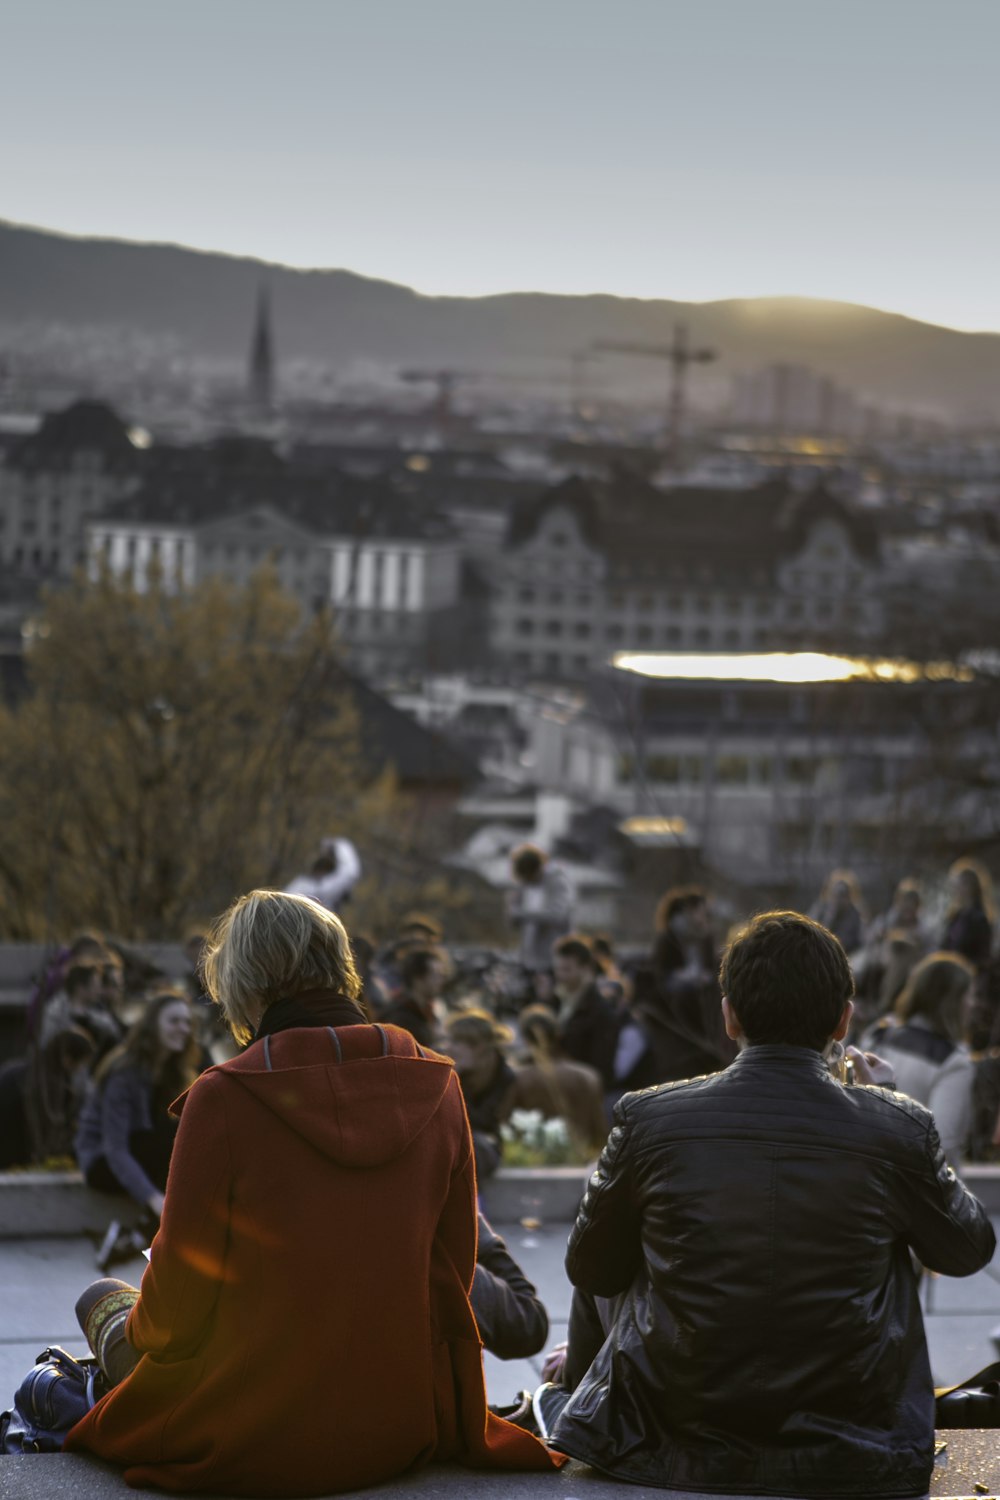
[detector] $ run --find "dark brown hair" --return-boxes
[720,910,854,1050]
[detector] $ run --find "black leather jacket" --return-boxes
[553,1045,996,1497]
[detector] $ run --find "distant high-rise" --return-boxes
[247,285,275,412]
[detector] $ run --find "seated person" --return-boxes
[0,1026,95,1168]
[550,936,620,1091]
[535,911,995,1500]
[39,956,123,1058]
[474,1212,550,1360]
[66,889,559,1494]
[442,1010,516,1180]
[863,951,976,1173]
[381,946,447,1048]
[75,992,202,1238]
[506,1004,609,1156]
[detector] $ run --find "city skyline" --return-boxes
[2,0,999,334]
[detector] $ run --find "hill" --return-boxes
[1,219,998,420]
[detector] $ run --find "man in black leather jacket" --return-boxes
[547,910,996,1498]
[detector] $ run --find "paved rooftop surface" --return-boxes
[2,1222,1000,1497]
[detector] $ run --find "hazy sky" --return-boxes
[3,0,999,330]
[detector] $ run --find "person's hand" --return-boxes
[845,1046,895,1089]
[541,1341,568,1385]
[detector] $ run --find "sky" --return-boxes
[3,0,999,331]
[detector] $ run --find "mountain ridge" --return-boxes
[1,219,998,420]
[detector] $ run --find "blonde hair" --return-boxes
[202,890,361,1046]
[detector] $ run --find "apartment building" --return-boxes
[489,475,884,678]
[88,459,464,680]
[0,401,143,576]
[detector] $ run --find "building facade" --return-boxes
[0,402,142,578]
[488,475,884,679]
[87,459,464,680]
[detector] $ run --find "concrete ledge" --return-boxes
[6,1161,1000,1240]
[0,1166,592,1239]
[480,1166,590,1226]
[0,1174,124,1238]
[0,1440,997,1499]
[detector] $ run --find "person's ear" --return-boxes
[722,996,743,1042]
[831,998,854,1042]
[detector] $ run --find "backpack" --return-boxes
[0,1346,106,1453]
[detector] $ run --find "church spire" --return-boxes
[248,283,275,413]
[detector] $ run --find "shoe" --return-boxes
[95,1220,122,1274]
[95,1222,143,1273]
[489,1390,537,1434]
[531,1381,570,1441]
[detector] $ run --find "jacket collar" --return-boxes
[729,1043,833,1078]
[255,987,368,1042]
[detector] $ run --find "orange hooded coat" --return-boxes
[66,1023,561,1494]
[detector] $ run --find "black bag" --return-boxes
[0,1345,106,1453]
[935,1358,1000,1428]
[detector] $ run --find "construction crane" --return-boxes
[399,369,480,430]
[591,324,716,459]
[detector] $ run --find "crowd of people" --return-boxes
[1,841,998,1495]
[4,846,1000,1222]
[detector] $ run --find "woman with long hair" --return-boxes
[863,952,976,1170]
[75,991,201,1220]
[941,857,995,971]
[66,891,559,1495]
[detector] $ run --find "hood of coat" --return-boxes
[176,1024,456,1169]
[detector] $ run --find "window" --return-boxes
[516,618,534,636]
[695,595,711,613]
[518,587,536,604]
[716,755,750,785]
[638,594,653,612]
[694,627,711,646]
[574,622,591,639]
[785,756,814,785]
[647,755,680,782]
[545,620,563,638]
[636,624,653,644]
[549,590,564,605]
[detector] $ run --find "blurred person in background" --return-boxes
[941,857,994,971]
[443,1010,516,1180]
[75,991,203,1267]
[863,952,976,1172]
[634,888,734,1083]
[0,1025,95,1168]
[810,869,866,956]
[285,834,362,913]
[381,945,447,1048]
[551,936,620,1092]
[508,844,574,974]
[38,954,124,1058]
[65,890,559,1493]
[505,1004,608,1156]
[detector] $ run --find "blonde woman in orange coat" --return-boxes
[66,891,560,1496]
